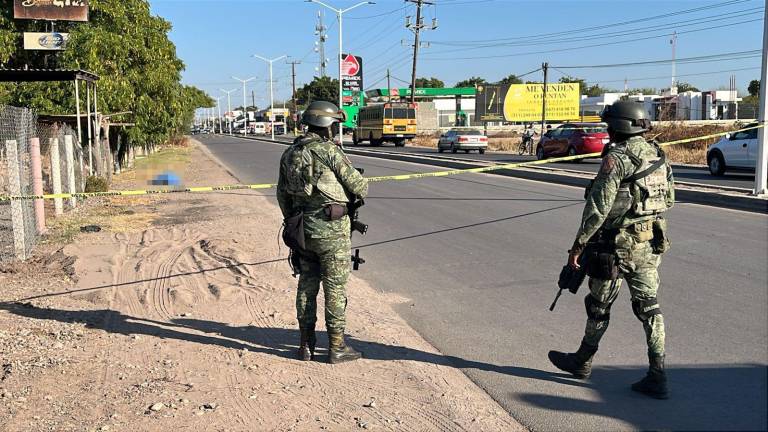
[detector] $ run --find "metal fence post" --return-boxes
[5,139,27,260]
[64,134,77,208]
[29,137,46,233]
[50,137,63,216]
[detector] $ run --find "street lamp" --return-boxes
[306,0,375,145]
[220,88,237,136]
[214,96,223,134]
[233,76,256,135]
[253,54,287,141]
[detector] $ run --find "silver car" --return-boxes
[437,129,488,154]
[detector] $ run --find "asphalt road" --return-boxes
[346,142,758,190]
[198,134,768,431]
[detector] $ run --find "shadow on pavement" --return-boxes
[3,302,766,430]
[517,363,767,431]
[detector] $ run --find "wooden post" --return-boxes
[64,134,77,208]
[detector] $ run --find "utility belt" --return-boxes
[585,217,670,280]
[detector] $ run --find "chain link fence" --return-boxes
[0,104,104,262]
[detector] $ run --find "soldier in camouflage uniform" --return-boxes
[549,101,675,399]
[276,101,368,364]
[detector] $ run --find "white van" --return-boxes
[250,122,267,135]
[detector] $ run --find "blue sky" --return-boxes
[150,0,765,108]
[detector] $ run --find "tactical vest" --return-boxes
[605,141,672,229]
[282,136,348,204]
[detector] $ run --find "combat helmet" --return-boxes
[601,101,651,135]
[301,100,346,128]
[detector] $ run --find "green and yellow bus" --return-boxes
[352,102,417,147]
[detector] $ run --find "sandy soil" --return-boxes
[0,140,521,432]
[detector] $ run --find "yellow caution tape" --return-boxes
[1,123,763,202]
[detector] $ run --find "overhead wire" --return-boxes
[423,7,763,51]
[553,50,762,69]
[421,19,762,61]
[425,0,750,44]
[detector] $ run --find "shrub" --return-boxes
[85,176,109,193]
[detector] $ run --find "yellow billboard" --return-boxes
[503,83,580,122]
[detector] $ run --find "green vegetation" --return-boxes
[455,76,487,88]
[0,0,213,149]
[295,76,339,106]
[748,79,759,97]
[414,77,444,88]
[85,175,109,192]
[676,82,699,92]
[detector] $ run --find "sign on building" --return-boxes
[14,0,89,22]
[23,32,70,50]
[341,54,363,103]
[476,83,580,122]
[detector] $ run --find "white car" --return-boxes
[706,123,758,176]
[437,129,488,154]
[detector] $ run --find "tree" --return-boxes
[455,77,487,88]
[414,77,444,88]
[295,76,339,106]
[627,87,658,96]
[558,76,588,93]
[0,0,210,146]
[496,74,522,85]
[748,79,760,97]
[676,82,699,92]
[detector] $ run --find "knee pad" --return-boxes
[585,294,613,322]
[632,297,662,322]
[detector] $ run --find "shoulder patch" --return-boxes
[599,155,617,176]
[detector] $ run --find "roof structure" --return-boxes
[0,68,99,83]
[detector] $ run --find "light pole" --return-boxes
[233,76,256,135]
[306,0,375,145]
[220,88,237,136]
[214,96,223,133]
[253,54,287,141]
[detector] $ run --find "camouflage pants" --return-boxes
[582,242,666,356]
[296,235,351,333]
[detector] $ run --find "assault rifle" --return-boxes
[350,168,368,270]
[550,251,588,311]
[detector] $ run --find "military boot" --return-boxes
[548,341,599,378]
[631,354,669,399]
[297,328,316,361]
[327,330,362,364]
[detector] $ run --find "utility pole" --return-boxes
[315,10,328,77]
[215,96,223,133]
[220,88,237,136]
[233,76,256,135]
[540,62,549,156]
[405,0,437,104]
[670,31,677,94]
[287,59,302,135]
[754,5,767,196]
[387,68,392,102]
[306,0,375,146]
[251,90,256,111]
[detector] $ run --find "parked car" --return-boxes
[437,129,488,154]
[536,122,609,161]
[707,123,759,176]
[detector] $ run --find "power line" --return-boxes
[554,50,762,69]
[427,0,750,45]
[579,67,762,87]
[422,19,762,61]
[346,5,407,20]
[424,7,762,50]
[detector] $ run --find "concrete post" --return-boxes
[754,5,768,196]
[49,137,63,216]
[64,134,77,208]
[4,139,27,260]
[29,137,46,233]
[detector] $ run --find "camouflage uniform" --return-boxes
[276,132,368,334]
[571,135,675,357]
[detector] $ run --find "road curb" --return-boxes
[225,134,768,214]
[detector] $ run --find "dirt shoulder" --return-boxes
[0,139,521,431]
